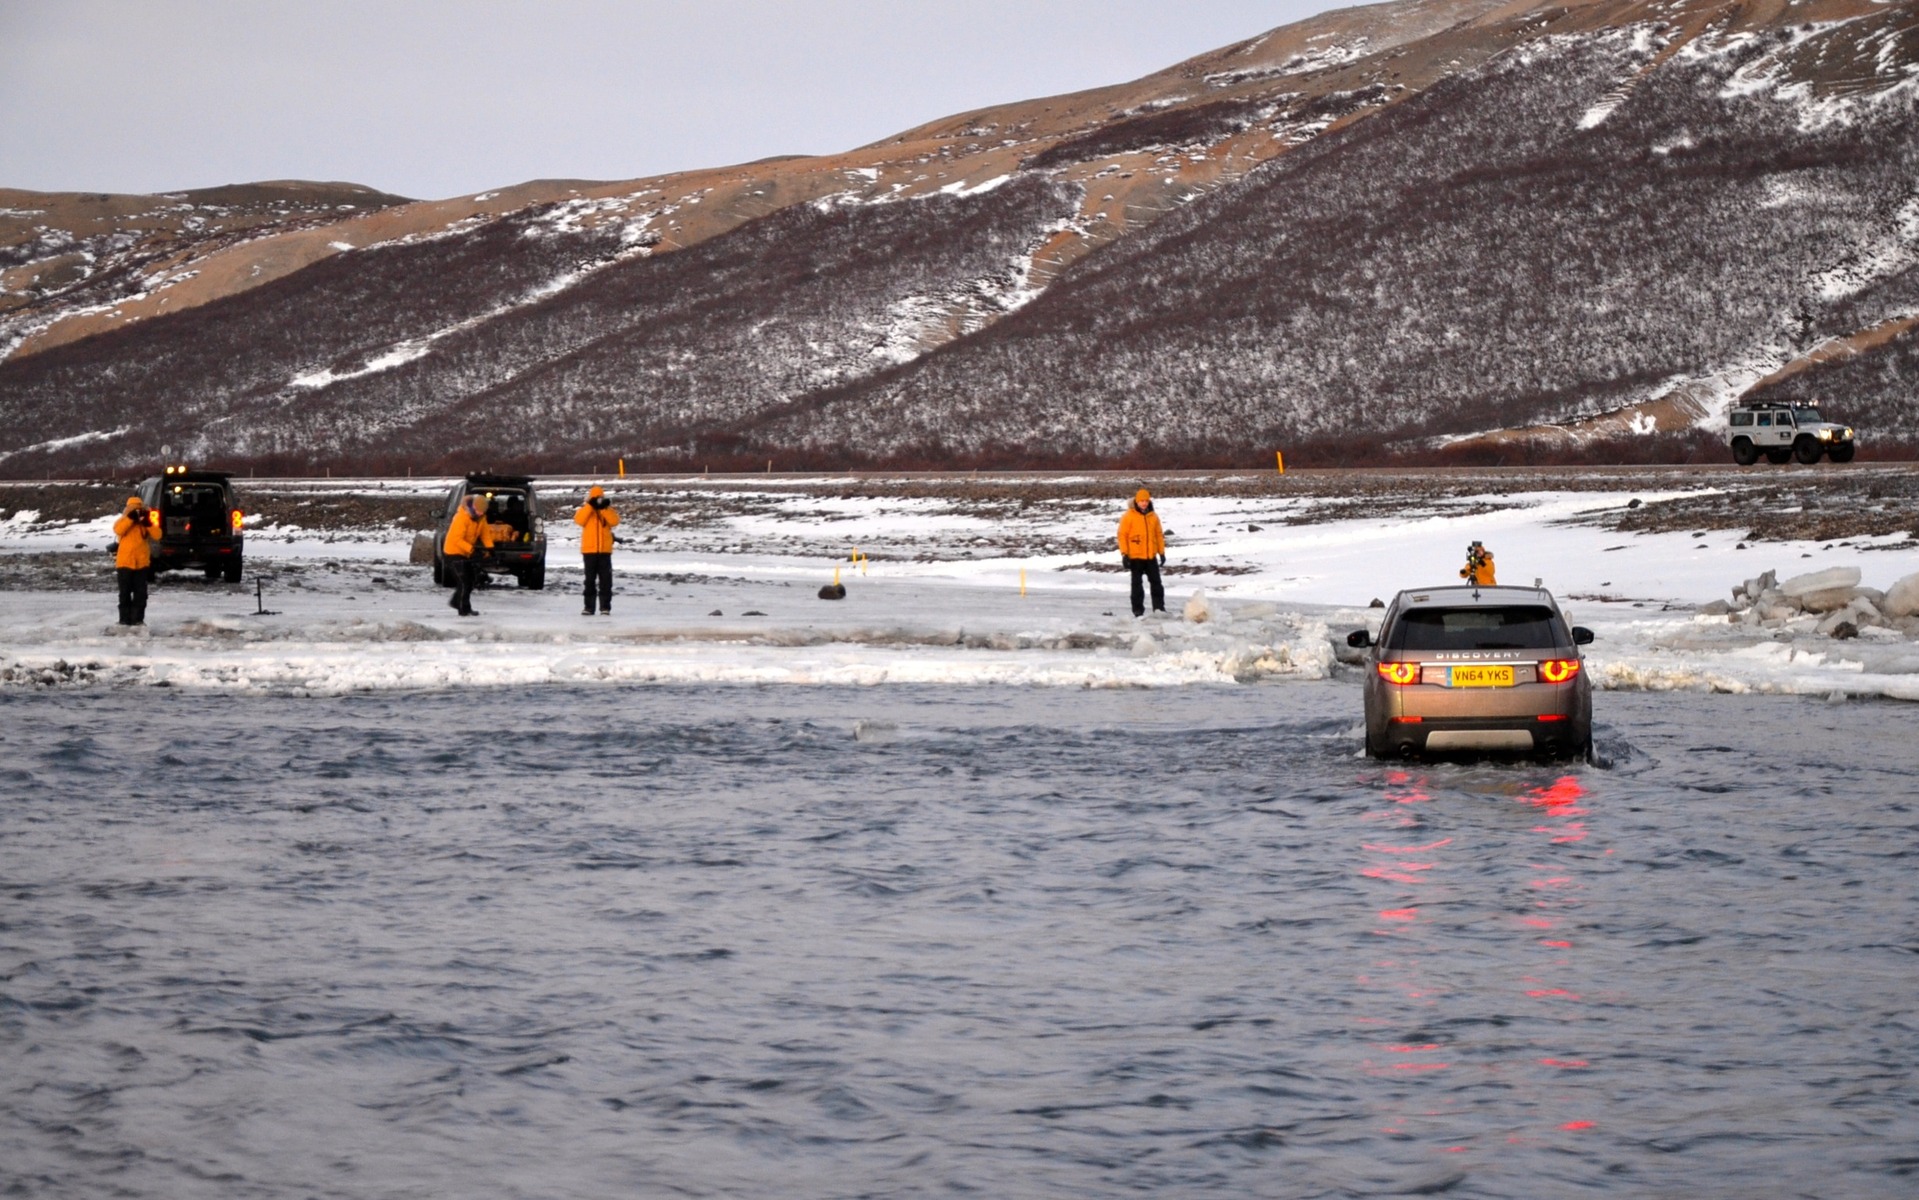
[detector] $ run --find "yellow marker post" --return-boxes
[1019,568,1027,597]
[618,458,626,477]
[1275,451,1286,475]
[833,565,841,587]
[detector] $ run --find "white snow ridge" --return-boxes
[4,474,1919,701]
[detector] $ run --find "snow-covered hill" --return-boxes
[1,0,1915,475]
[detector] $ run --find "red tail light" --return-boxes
[1539,659,1582,684]
[1376,661,1421,685]
[230,509,245,531]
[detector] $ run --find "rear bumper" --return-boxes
[153,538,242,569]
[1378,714,1588,756]
[477,549,544,570]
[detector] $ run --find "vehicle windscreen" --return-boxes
[1388,606,1564,651]
[1792,407,1825,424]
[160,483,229,531]
[467,488,534,534]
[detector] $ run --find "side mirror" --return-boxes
[1346,630,1372,648]
[1572,627,1595,645]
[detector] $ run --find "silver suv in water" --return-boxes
[1727,401,1855,465]
[1347,586,1594,758]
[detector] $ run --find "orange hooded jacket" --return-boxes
[442,497,496,558]
[574,490,621,555]
[113,499,156,570]
[1117,497,1164,561]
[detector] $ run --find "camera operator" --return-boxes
[112,495,157,626]
[573,486,621,615]
[1459,540,1497,587]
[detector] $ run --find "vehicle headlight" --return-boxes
[1817,429,1832,440]
[1843,428,1853,440]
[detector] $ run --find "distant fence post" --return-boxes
[1275,451,1286,475]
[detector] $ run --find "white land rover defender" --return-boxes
[1727,401,1855,465]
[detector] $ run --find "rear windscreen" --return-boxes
[1388,606,1564,651]
[162,483,227,514]
[467,488,535,532]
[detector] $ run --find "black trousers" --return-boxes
[447,556,478,615]
[582,553,612,612]
[116,567,148,625]
[1126,556,1165,616]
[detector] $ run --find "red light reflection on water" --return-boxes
[1523,775,1589,843]
[1352,767,1609,1154]
[1362,863,1435,884]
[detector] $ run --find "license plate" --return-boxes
[1449,665,1513,688]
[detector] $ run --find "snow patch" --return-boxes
[938,174,1013,198]
[0,426,133,462]
[291,341,432,390]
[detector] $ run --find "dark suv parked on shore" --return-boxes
[431,473,547,589]
[135,466,245,582]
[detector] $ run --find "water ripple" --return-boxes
[2,683,1916,1197]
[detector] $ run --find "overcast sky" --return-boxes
[1,1,1347,200]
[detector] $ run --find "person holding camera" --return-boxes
[1460,540,1497,586]
[442,493,494,617]
[573,485,621,615]
[112,495,157,626]
[1117,487,1167,618]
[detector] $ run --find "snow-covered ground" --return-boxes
[4,474,1919,700]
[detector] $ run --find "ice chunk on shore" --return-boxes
[1885,572,1919,619]
[1779,566,1862,612]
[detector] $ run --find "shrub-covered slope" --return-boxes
[2,0,1915,475]
[751,17,1919,461]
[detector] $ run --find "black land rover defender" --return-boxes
[431,473,547,589]
[136,466,246,581]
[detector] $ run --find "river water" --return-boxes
[2,682,1916,1198]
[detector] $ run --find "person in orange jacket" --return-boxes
[442,493,495,616]
[112,495,157,626]
[1460,540,1496,586]
[1117,487,1167,617]
[573,485,621,615]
